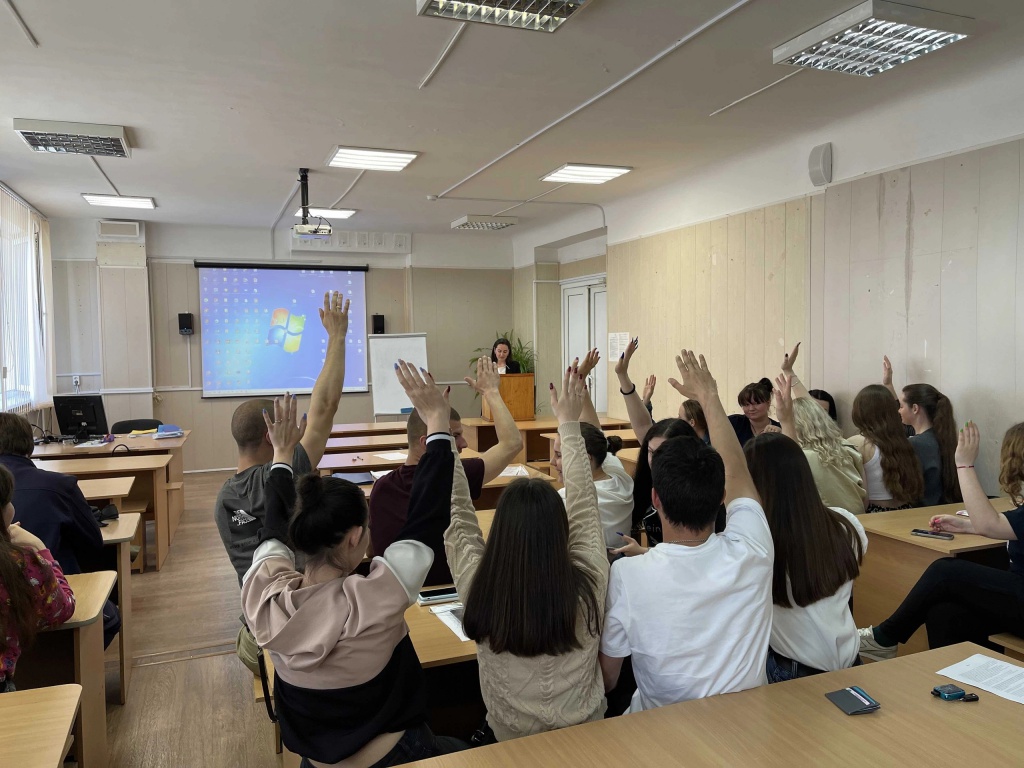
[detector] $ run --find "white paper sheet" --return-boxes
[608,332,630,361]
[374,452,408,461]
[429,603,470,642]
[937,653,1024,704]
[369,470,392,480]
[498,465,529,477]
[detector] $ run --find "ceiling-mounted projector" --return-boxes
[293,222,332,241]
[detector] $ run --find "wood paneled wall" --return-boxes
[52,260,102,394]
[810,140,1024,493]
[606,201,810,422]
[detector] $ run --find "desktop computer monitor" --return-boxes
[53,394,109,440]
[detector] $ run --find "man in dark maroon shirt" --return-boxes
[369,357,522,585]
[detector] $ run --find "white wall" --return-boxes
[409,232,513,270]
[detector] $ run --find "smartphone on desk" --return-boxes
[417,586,459,606]
[911,528,954,540]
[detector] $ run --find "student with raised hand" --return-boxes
[847,384,924,512]
[599,350,773,712]
[217,291,350,674]
[446,365,608,743]
[641,375,656,416]
[614,337,657,442]
[900,383,962,505]
[746,375,866,682]
[0,465,76,693]
[859,422,1024,660]
[369,356,522,586]
[241,378,467,767]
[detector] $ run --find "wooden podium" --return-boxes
[482,373,535,421]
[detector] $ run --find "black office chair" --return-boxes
[110,419,163,434]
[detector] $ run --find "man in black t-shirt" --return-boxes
[214,292,350,673]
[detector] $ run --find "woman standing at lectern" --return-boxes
[491,338,521,374]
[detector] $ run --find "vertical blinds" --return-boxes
[0,185,40,413]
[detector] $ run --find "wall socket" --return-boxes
[72,375,81,388]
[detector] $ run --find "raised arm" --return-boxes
[949,422,1016,540]
[669,350,761,506]
[642,375,657,413]
[577,348,603,428]
[780,342,812,401]
[774,374,798,442]
[551,366,606,578]
[300,291,350,467]
[465,357,523,483]
[614,338,655,442]
[882,355,898,400]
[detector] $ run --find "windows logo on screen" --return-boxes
[266,309,306,353]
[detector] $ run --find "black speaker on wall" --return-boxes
[178,313,194,335]
[372,314,385,334]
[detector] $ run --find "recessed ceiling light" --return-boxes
[773,0,974,77]
[327,146,419,172]
[294,207,357,220]
[451,215,518,230]
[416,0,590,33]
[82,193,155,209]
[541,163,632,184]
[14,119,131,158]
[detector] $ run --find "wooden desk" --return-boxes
[78,476,135,512]
[617,446,640,477]
[16,571,117,768]
[854,499,1015,655]
[329,421,409,438]
[0,684,82,768]
[407,643,1024,767]
[35,432,189,540]
[36,454,174,570]
[325,433,409,453]
[462,416,630,463]
[319,449,483,475]
[102,513,140,704]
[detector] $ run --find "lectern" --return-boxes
[482,373,535,421]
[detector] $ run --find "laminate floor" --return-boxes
[105,470,281,767]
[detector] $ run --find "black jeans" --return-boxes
[298,725,468,768]
[878,557,1024,649]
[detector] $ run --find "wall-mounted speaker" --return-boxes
[809,142,833,187]
[178,312,194,335]
[372,314,385,335]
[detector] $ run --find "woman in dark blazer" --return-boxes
[491,338,520,374]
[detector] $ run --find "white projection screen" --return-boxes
[195,262,368,397]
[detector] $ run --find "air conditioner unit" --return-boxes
[97,220,142,239]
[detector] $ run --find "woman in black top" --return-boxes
[491,338,520,374]
[729,378,781,446]
[899,383,961,506]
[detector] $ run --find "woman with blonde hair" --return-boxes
[860,422,1024,659]
[847,384,924,511]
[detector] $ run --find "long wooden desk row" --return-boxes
[408,644,1024,767]
[0,684,82,768]
[462,416,630,463]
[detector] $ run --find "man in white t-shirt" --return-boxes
[599,350,774,713]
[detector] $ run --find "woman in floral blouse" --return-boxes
[0,464,76,692]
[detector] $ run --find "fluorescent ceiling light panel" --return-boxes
[451,215,518,230]
[542,163,632,184]
[327,146,418,172]
[14,119,131,158]
[416,0,591,33]
[294,208,357,219]
[82,194,155,209]
[773,1,974,77]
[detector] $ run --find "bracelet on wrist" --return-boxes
[956,464,975,470]
[620,384,637,396]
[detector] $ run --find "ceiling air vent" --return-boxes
[13,119,131,158]
[97,220,141,239]
[451,215,518,231]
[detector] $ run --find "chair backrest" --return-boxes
[110,419,163,434]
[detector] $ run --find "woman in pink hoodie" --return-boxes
[241,373,467,768]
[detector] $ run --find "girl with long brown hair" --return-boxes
[0,464,76,692]
[900,383,962,505]
[848,384,925,511]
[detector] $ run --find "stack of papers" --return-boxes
[938,654,1024,704]
[499,465,529,478]
[154,424,185,439]
[429,602,470,642]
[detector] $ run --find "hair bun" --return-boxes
[606,435,623,454]
[758,377,773,390]
[296,473,325,509]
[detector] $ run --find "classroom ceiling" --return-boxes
[0,0,1022,235]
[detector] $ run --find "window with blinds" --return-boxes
[0,185,45,413]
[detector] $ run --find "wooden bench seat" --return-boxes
[990,633,1024,661]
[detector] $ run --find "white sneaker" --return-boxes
[858,626,897,662]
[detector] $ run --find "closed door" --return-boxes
[562,283,608,412]
[590,287,607,412]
